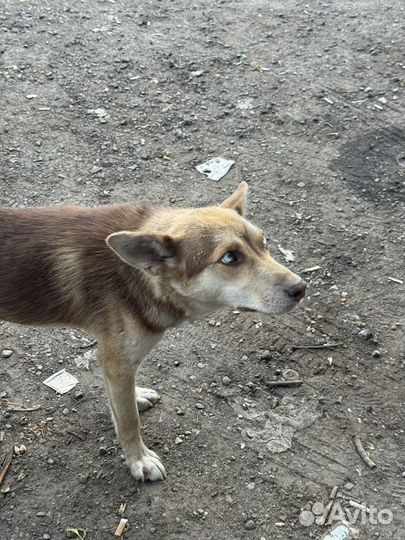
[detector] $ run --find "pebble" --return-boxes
[175,437,183,445]
[43,535,51,540]
[37,511,46,517]
[344,482,354,491]
[197,362,205,369]
[258,350,271,360]
[195,402,205,410]
[358,329,372,340]
[297,182,306,188]
[74,391,84,399]
[401,471,405,478]
[14,444,26,455]
[372,350,381,357]
[222,376,231,386]
[2,349,13,358]
[244,519,256,530]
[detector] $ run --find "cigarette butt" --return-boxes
[302,265,321,273]
[114,518,128,537]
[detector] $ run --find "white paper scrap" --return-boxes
[43,369,79,394]
[196,157,235,181]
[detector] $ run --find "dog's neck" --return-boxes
[117,266,215,334]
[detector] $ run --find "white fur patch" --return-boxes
[128,447,166,481]
[136,386,160,412]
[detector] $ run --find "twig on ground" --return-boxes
[265,379,303,387]
[1,399,41,412]
[66,430,84,441]
[292,342,343,351]
[0,450,13,487]
[388,276,403,284]
[353,435,376,469]
[77,340,97,350]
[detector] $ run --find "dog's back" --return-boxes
[0,204,153,328]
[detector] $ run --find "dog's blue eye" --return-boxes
[263,236,270,249]
[221,251,238,265]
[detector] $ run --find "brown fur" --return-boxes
[0,183,305,481]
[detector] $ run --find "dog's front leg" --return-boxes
[99,334,166,482]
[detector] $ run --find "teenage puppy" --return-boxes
[0,182,306,481]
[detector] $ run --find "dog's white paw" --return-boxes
[128,448,166,482]
[136,387,160,412]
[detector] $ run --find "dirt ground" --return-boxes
[1,0,405,538]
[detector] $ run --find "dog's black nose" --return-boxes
[286,280,307,301]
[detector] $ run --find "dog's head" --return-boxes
[106,182,306,317]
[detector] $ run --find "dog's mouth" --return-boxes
[237,307,258,312]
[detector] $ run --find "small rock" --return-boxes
[195,402,205,410]
[297,182,306,188]
[344,482,354,491]
[14,444,26,455]
[74,391,84,399]
[258,350,271,360]
[190,69,204,78]
[358,329,372,340]
[197,362,205,369]
[1,349,13,358]
[372,350,381,357]
[36,511,46,517]
[401,471,405,478]
[99,447,108,455]
[244,519,256,531]
[43,535,51,540]
[175,437,183,445]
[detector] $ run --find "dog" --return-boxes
[0,182,306,481]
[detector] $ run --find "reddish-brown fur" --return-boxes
[0,184,305,482]
[0,204,190,333]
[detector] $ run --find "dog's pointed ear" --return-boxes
[220,181,248,216]
[106,232,177,272]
